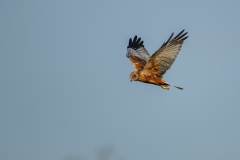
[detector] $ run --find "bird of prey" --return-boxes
[126,30,188,90]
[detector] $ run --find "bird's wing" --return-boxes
[142,30,188,77]
[126,35,150,72]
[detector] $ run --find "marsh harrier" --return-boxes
[126,30,188,90]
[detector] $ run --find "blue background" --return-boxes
[1,0,240,160]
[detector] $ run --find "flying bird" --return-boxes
[126,30,188,90]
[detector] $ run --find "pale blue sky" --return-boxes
[1,0,240,160]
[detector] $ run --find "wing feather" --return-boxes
[126,35,150,72]
[142,30,188,77]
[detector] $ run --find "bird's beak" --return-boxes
[130,79,132,82]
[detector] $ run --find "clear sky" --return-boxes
[1,0,240,160]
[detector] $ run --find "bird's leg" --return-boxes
[153,77,170,90]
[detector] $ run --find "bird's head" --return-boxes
[129,72,139,82]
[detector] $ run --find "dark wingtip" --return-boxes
[160,29,188,48]
[127,35,144,50]
[133,35,137,42]
[166,32,174,43]
[128,38,132,47]
[173,29,185,39]
[182,36,188,40]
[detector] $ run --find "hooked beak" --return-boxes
[130,80,132,82]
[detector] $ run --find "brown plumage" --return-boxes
[126,30,188,90]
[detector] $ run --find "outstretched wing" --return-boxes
[126,35,150,72]
[142,30,188,77]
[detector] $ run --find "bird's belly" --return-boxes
[139,74,163,85]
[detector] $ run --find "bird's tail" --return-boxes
[162,82,183,90]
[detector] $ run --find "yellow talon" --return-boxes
[160,85,169,90]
